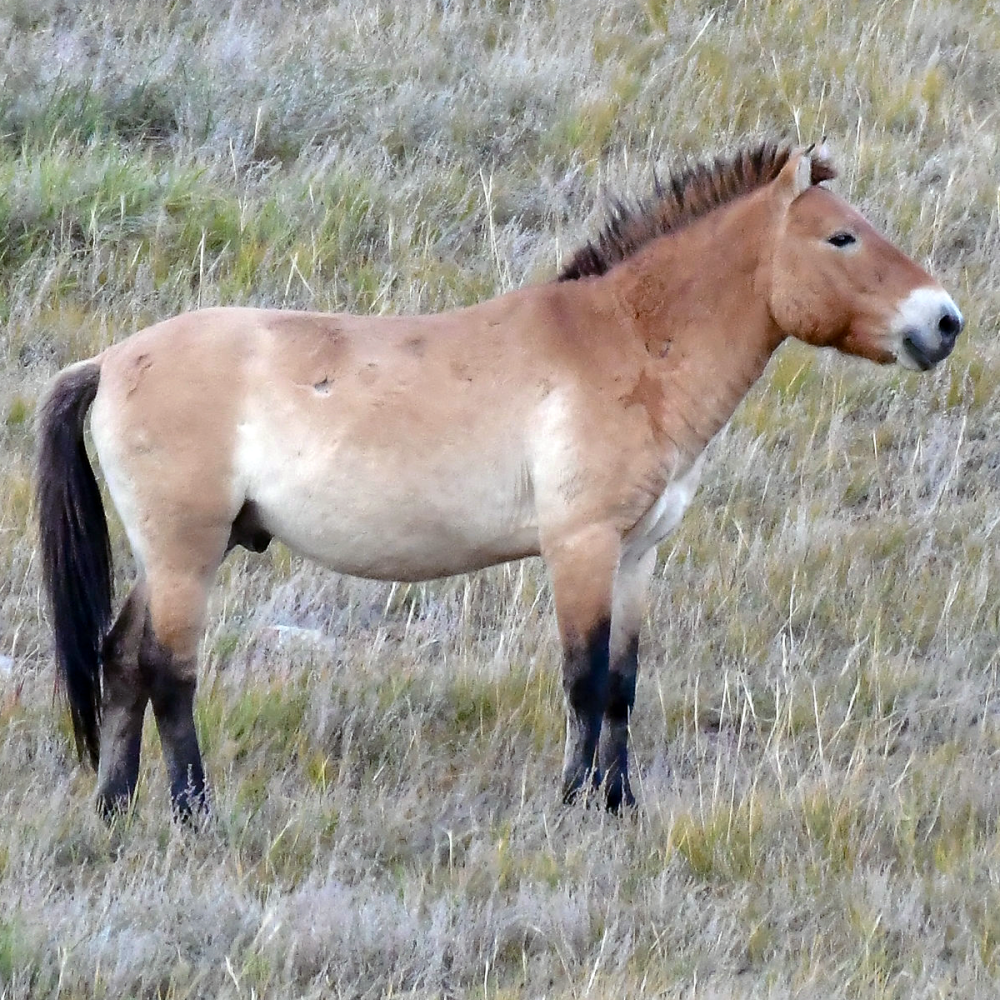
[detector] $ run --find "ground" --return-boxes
[2,1,1000,997]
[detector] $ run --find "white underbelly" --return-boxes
[235,421,539,581]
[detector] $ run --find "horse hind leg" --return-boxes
[139,561,222,822]
[118,502,231,821]
[96,583,150,820]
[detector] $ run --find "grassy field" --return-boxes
[2,0,1000,996]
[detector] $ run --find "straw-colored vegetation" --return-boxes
[2,0,999,996]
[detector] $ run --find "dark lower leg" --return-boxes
[598,547,653,812]
[561,618,611,804]
[599,634,638,812]
[545,525,620,807]
[149,675,206,821]
[96,587,149,820]
[96,678,147,820]
[142,624,207,821]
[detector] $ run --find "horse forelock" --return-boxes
[558,140,835,282]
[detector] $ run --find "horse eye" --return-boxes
[827,231,857,248]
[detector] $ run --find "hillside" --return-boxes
[2,1,999,997]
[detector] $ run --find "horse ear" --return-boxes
[774,149,815,204]
[810,140,837,183]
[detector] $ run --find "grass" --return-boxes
[2,0,1000,996]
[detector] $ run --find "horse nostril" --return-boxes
[938,307,964,340]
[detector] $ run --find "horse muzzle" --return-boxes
[894,287,964,371]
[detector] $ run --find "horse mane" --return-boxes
[557,140,837,282]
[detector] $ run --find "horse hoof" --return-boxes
[604,780,636,814]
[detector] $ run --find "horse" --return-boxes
[35,141,963,821]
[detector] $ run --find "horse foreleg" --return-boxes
[96,583,150,820]
[545,525,620,805]
[599,547,656,812]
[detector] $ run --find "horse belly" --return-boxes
[239,430,538,581]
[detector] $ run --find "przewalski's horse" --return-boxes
[36,142,962,820]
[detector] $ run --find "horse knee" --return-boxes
[143,569,213,668]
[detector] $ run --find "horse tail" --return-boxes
[35,360,113,770]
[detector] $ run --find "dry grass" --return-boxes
[2,0,1000,996]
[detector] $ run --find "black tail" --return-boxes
[35,361,112,769]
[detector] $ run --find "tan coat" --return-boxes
[36,143,963,818]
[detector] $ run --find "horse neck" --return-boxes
[608,195,785,456]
